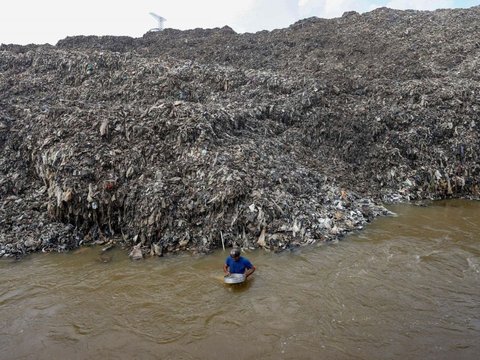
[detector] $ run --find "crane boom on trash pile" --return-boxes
[149,12,166,31]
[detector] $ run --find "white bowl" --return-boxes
[224,273,246,284]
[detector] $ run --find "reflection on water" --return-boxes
[1,200,479,359]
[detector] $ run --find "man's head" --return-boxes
[230,248,241,260]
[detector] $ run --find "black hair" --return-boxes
[230,248,241,257]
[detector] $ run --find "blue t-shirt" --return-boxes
[225,256,253,274]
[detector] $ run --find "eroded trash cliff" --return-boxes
[1,7,479,258]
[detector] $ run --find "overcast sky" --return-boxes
[1,0,478,45]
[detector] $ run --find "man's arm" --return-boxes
[223,263,230,275]
[245,265,256,279]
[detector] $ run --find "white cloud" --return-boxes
[154,0,256,30]
[298,0,379,19]
[233,0,300,32]
[324,0,367,17]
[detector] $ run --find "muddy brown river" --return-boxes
[1,200,479,359]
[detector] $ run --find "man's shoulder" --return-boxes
[240,256,252,265]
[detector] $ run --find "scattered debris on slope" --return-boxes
[1,6,479,258]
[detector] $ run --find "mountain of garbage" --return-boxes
[1,6,479,259]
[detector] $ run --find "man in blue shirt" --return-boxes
[223,248,256,279]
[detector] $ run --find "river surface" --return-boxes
[1,200,479,360]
